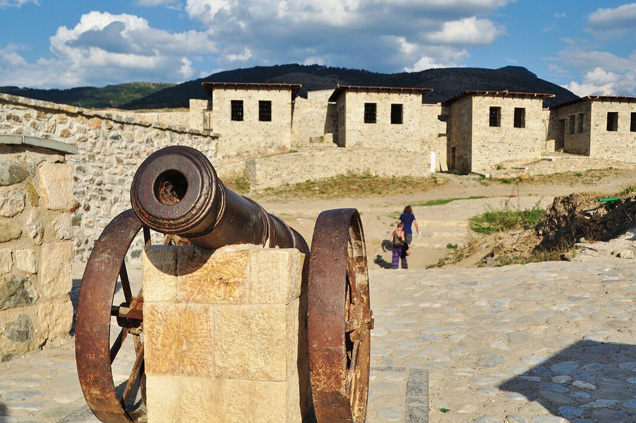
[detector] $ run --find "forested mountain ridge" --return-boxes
[0,64,578,109]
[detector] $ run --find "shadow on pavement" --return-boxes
[374,254,393,269]
[499,340,636,422]
[373,240,395,269]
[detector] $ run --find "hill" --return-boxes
[0,64,578,109]
[0,82,175,108]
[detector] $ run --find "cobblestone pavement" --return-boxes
[1,257,636,423]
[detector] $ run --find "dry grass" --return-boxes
[251,173,439,200]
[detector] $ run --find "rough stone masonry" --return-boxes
[0,137,76,359]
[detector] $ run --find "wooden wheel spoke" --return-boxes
[110,327,129,363]
[346,256,358,301]
[143,226,151,246]
[120,262,133,304]
[121,344,145,407]
[349,339,360,373]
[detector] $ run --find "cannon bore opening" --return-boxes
[154,169,188,205]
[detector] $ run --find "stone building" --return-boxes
[442,90,555,173]
[0,135,76,358]
[201,82,301,159]
[244,85,442,190]
[551,96,636,162]
[327,85,434,151]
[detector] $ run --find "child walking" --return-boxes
[390,222,408,269]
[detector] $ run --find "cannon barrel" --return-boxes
[130,145,308,253]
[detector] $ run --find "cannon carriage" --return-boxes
[75,146,373,423]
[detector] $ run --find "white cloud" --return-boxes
[180,0,511,74]
[225,47,252,63]
[303,56,326,66]
[2,0,516,87]
[404,48,469,72]
[557,47,633,73]
[0,11,216,88]
[564,67,636,96]
[425,17,504,46]
[0,44,27,67]
[0,0,38,8]
[587,3,636,35]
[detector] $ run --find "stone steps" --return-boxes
[408,220,470,248]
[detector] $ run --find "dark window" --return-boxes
[577,113,584,133]
[513,108,525,128]
[569,115,575,135]
[607,112,618,131]
[231,100,243,121]
[259,100,271,122]
[364,103,376,123]
[631,113,636,132]
[391,104,403,124]
[489,107,501,127]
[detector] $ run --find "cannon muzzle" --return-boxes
[130,145,308,253]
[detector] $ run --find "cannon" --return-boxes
[75,146,373,423]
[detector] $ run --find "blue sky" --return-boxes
[1,0,635,97]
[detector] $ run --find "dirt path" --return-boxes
[256,168,636,270]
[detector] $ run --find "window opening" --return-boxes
[607,112,618,131]
[489,107,501,127]
[577,113,584,133]
[513,108,525,128]
[364,103,377,124]
[259,100,271,122]
[231,100,243,121]
[631,113,636,132]
[391,104,403,125]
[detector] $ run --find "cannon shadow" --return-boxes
[499,340,636,422]
[373,240,395,269]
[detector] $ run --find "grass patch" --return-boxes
[493,246,576,267]
[412,195,488,207]
[496,177,521,185]
[223,173,250,194]
[469,202,544,235]
[257,173,436,200]
[620,185,636,196]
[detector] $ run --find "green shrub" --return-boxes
[469,202,543,235]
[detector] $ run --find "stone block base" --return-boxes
[142,244,309,423]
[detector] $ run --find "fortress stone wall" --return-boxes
[291,90,337,148]
[0,94,217,261]
[246,148,432,190]
[0,137,75,358]
[589,101,636,161]
[470,95,547,172]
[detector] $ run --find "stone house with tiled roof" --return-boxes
[193,84,636,182]
[201,82,302,159]
[551,96,636,162]
[441,90,555,173]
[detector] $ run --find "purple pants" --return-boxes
[392,247,407,269]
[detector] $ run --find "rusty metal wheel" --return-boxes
[75,209,149,423]
[308,209,374,422]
